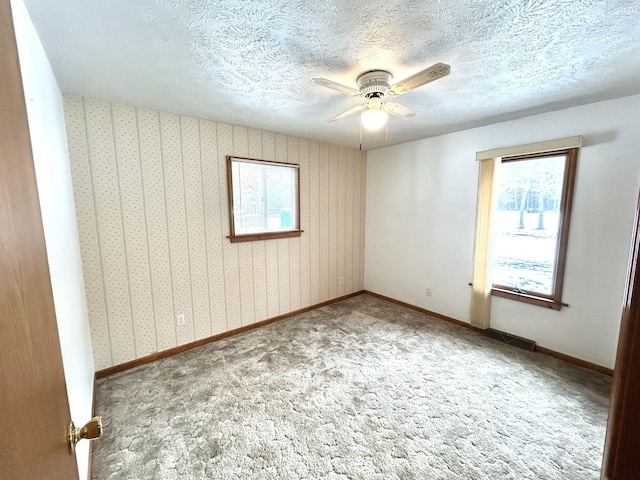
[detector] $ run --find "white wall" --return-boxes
[12,1,95,477]
[365,94,640,369]
[64,97,367,370]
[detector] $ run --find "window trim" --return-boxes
[226,155,303,243]
[490,147,578,310]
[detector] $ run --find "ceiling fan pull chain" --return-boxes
[385,121,388,147]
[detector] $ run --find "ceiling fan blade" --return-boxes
[313,78,361,96]
[383,102,418,119]
[324,103,367,124]
[389,63,451,96]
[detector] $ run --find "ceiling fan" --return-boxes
[313,63,450,131]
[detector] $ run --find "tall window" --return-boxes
[490,148,578,309]
[227,156,302,243]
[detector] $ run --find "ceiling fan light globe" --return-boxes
[361,109,388,131]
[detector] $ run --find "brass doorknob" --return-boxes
[68,416,102,454]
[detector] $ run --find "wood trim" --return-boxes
[96,291,365,378]
[364,291,483,333]
[501,147,576,162]
[92,372,97,417]
[491,288,562,310]
[228,229,303,243]
[226,155,301,243]
[87,446,93,480]
[227,156,300,168]
[96,288,614,379]
[87,373,96,480]
[364,291,613,376]
[491,148,578,310]
[534,346,613,376]
[552,147,578,305]
[602,190,640,478]
[226,155,235,235]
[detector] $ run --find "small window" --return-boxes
[490,148,578,309]
[227,156,302,243]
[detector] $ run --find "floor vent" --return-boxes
[483,328,536,352]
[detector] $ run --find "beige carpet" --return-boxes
[93,294,611,479]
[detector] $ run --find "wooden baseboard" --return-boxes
[364,290,614,377]
[95,289,613,378]
[534,345,613,376]
[96,291,365,379]
[364,290,483,333]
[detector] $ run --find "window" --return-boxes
[490,148,577,309]
[227,156,302,243]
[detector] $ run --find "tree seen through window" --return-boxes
[491,152,571,297]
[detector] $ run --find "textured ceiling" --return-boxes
[22,0,640,150]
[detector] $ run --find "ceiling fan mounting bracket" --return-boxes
[357,70,392,97]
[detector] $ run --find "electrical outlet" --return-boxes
[339,276,344,286]
[425,288,432,297]
[176,314,185,326]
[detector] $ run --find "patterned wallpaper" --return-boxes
[64,96,366,370]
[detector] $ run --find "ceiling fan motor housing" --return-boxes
[357,70,392,97]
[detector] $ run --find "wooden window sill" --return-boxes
[227,230,303,243]
[491,287,564,310]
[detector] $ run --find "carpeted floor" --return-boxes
[93,294,612,479]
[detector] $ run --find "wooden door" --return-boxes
[601,191,640,479]
[0,1,79,478]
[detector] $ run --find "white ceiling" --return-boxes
[23,0,640,150]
